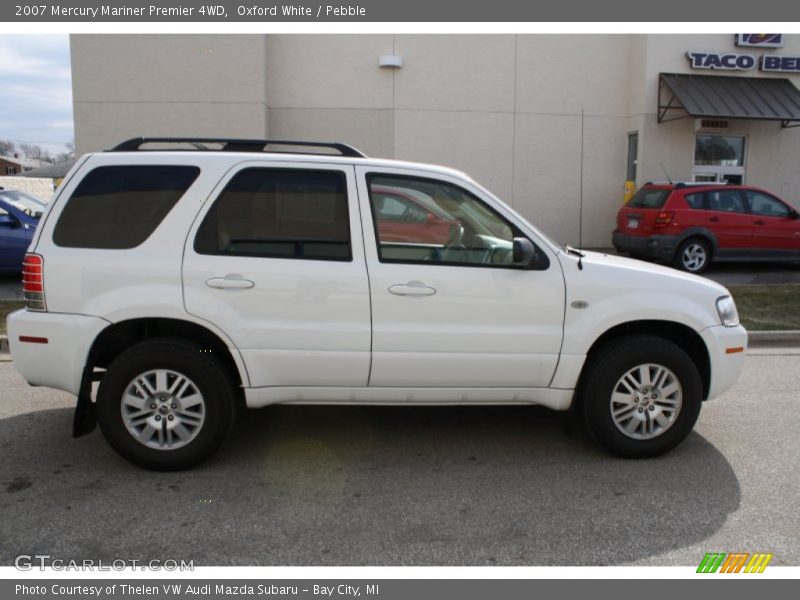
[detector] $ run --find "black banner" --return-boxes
[3,0,800,22]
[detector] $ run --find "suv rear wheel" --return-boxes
[97,339,235,470]
[674,238,711,273]
[580,335,702,458]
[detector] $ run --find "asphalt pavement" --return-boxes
[0,350,797,566]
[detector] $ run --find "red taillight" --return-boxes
[654,211,675,229]
[21,254,46,311]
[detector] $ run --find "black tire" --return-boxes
[97,338,235,470]
[673,238,711,273]
[580,335,703,458]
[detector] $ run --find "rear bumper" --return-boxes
[612,230,678,262]
[701,325,748,400]
[6,309,108,396]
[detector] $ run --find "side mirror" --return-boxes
[790,209,800,220]
[0,214,19,228]
[512,237,536,268]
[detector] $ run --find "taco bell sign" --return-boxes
[686,52,756,70]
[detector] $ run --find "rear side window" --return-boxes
[627,188,670,209]
[684,192,705,209]
[194,168,351,261]
[53,165,199,249]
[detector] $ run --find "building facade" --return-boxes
[71,34,800,247]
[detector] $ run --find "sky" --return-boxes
[0,34,73,157]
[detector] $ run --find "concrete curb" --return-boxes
[747,330,800,348]
[0,331,798,360]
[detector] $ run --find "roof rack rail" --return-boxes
[108,137,367,158]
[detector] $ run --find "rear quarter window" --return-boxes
[684,192,705,209]
[627,188,670,209]
[53,165,200,249]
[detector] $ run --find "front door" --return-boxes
[183,162,371,388]
[0,204,29,270]
[356,167,565,388]
[744,189,800,259]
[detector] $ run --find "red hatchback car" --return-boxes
[613,183,800,273]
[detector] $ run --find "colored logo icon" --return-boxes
[697,552,773,573]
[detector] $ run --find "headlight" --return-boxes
[716,295,739,327]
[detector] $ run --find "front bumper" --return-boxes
[612,230,678,262]
[7,309,108,396]
[701,324,748,400]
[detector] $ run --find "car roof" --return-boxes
[91,150,471,181]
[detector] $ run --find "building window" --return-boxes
[626,132,638,182]
[693,135,746,184]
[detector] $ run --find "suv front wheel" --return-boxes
[580,335,702,458]
[97,339,236,470]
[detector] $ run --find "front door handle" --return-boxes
[205,274,255,290]
[709,216,720,222]
[754,219,766,226]
[388,281,436,297]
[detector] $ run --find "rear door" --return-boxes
[743,190,800,260]
[356,166,565,389]
[182,161,371,388]
[617,187,671,236]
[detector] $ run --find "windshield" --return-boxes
[0,190,47,218]
[627,188,670,209]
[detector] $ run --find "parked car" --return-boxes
[7,138,747,470]
[613,182,800,273]
[372,185,460,245]
[0,188,46,272]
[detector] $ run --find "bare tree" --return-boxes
[19,143,55,164]
[0,139,15,156]
[55,140,76,164]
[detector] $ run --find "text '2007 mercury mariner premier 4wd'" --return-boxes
[7,138,747,470]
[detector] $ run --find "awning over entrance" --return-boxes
[658,73,800,128]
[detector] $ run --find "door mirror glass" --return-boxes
[0,213,19,228]
[512,237,536,267]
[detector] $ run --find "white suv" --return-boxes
[7,138,748,470]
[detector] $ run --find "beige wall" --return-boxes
[71,35,268,150]
[71,33,800,246]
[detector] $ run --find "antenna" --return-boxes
[660,163,673,185]
[578,108,584,270]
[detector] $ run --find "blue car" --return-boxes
[0,188,47,272]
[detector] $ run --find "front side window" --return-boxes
[706,190,746,214]
[195,168,351,261]
[367,174,530,268]
[745,191,790,218]
[53,165,200,249]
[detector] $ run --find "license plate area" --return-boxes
[627,217,640,229]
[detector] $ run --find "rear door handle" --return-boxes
[388,281,436,297]
[754,220,766,226]
[205,274,255,289]
[709,216,720,222]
